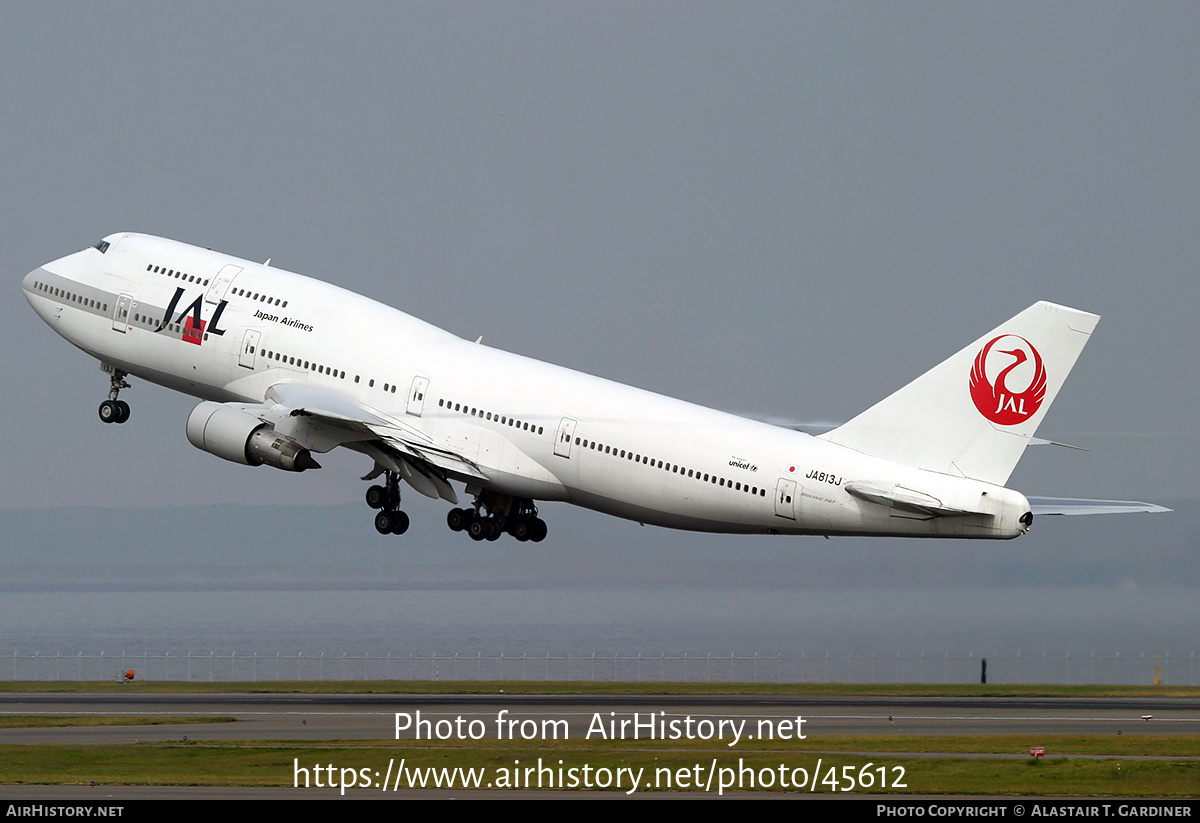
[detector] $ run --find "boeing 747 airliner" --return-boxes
[23,234,1166,541]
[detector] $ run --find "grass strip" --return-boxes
[0,739,1194,796]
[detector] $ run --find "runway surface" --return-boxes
[0,691,1196,743]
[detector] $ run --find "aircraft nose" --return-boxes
[23,247,91,319]
[22,266,48,312]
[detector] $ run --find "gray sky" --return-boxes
[3,2,1196,525]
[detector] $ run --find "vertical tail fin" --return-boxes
[818,301,1099,485]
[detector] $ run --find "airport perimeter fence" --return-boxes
[4,650,1197,686]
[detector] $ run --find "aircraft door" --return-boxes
[238,329,261,369]
[406,376,430,417]
[112,294,133,332]
[206,265,242,304]
[553,417,577,458]
[774,477,797,520]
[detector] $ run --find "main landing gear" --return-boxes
[365,471,409,536]
[98,368,131,424]
[446,492,547,543]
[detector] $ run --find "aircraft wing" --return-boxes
[264,381,391,427]
[250,382,489,501]
[1027,496,1172,515]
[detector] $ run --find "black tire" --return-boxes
[512,520,531,541]
[390,511,410,535]
[468,519,488,541]
[365,485,388,509]
[447,508,470,532]
[374,511,395,535]
[530,518,548,542]
[98,400,118,424]
[114,400,130,424]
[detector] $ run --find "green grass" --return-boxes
[0,737,1195,795]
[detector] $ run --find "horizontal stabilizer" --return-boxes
[1028,496,1172,515]
[1028,437,1088,452]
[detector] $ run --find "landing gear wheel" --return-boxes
[374,511,395,535]
[468,519,491,541]
[447,508,472,532]
[456,493,547,542]
[365,485,388,509]
[512,520,532,542]
[374,510,409,535]
[98,400,119,424]
[366,471,410,536]
[101,368,131,424]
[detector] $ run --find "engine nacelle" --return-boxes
[186,402,320,472]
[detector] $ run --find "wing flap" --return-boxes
[364,424,489,482]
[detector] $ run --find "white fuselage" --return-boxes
[23,233,1030,539]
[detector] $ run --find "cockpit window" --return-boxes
[92,240,110,254]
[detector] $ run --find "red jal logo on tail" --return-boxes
[969,334,1046,425]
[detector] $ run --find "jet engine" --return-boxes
[185,401,320,472]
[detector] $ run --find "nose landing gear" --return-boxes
[98,368,131,424]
